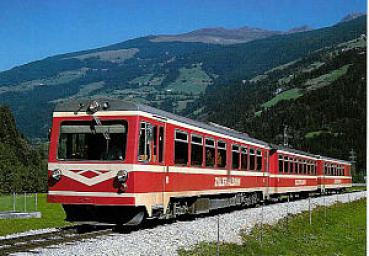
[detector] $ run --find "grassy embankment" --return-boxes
[180,198,366,256]
[0,194,70,236]
[346,186,367,192]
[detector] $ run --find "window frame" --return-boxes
[241,146,248,171]
[216,140,227,169]
[158,126,165,164]
[283,156,289,174]
[205,137,216,168]
[249,148,256,171]
[256,149,263,171]
[57,120,128,162]
[232,144,241,170]
[190,133,204,167]
[278,154,284,173]
[174,129,189,166]
[138,121,152,163]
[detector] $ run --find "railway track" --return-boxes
[0,190,364,256]
[0,225,113,256]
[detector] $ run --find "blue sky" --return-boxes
[0,0,366,71]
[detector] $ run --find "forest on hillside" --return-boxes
[203,47,366,181]
[0,106,47,192]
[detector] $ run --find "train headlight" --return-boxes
[52,169,62,181]
[102,101,110,110]
[88,100,100,113]
[117,170,128,183]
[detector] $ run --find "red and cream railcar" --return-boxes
[316,156,352,192]
[47,99,270,224]
[268,148,318,195]
[47,99,353,224]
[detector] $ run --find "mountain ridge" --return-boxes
[339,12,366,23]
[151,26,282,45]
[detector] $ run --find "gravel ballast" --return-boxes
[12,191,366,256]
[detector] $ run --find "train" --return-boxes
[47,99,352,225]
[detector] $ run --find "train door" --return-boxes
[154,124,166,208]
[138,119,166,214]
[150,122,166,209]
[264,149,270,199]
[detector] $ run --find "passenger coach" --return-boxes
[47,99,352,224]
[317,156,352,192]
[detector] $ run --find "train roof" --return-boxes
[274,146,351,164]
[274,145,318,159]
[54,99,270,148]
[318,155,351,165]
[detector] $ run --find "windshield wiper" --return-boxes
[93,116,111,157]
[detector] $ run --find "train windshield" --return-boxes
[57,120,127,161]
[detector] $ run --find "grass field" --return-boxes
[305,64,351,91]
[0,193,38,212]
[166,64,212,94]
[0,194,70,236]
[262,88,303,108]
[180,199,366,256]
[346,186,367,192]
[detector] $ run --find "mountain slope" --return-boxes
[0,15,366,139]
[201,36,366,177]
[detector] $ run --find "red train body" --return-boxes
[47,100,352,224]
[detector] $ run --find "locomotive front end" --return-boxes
[47,100,145,225]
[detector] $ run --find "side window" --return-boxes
[249,148,256,170]
[326,164,329,175]
[152,125,158,162]
[278,155,284,173]
[191,134,203,166]
[310,161,313,175]
[300,160,305,174]
[331,164,334,176]
[217,140,227,168]
[138,122,151,161]
[283,156,289,173]
[241,147,248,170]
[305,160,308,174]
[205,138,215,167]
[293,158,297,174]
[159,127,164,163]
[256,150,262,171]
[174,130,188,165]
[289,157,293,173]
[232,145,240,170]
